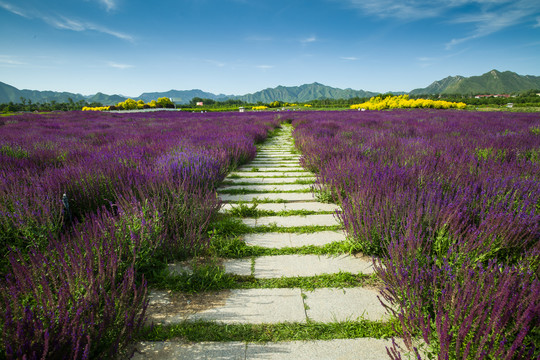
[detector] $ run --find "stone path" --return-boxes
[135,124,400,359]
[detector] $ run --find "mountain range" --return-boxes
[410,70,540,95]
[1,70,539,105]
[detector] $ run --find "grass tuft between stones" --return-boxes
[140,319,399,343]
[150,269,381,293]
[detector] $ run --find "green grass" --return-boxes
[221,180,312,186]
[149,269,379,293]
[209,212,342,236]
[140,319,398,342]
[226,175,312,180]
[251,224,343,233]
[314,188,335,203]
[253,156,299,159]
[225,197,290,204]
[147,261,237,293]
[221,179,312,188]
[232,169,308,173]
[225,202,334,218]
[294,178,314,184]
[209,236,361,259]
[218,188,312,195]
[235,272,381,291]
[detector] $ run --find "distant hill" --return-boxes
[0,81,126,105]
[0,81,385,105]
[233,83,379,103]
[138,89,230,104]
[410,70,540,95]
[2,70,540,105]
[0,81,22,103]
[87,92,127,104]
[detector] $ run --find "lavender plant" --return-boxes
[0,110,280,358]
[291,109,540,359]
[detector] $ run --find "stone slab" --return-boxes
[245,338,400,360]
[220,192,315,202]
[241,214,339,227]
[304,288,389,322]
[257,150,292,153]
[220,203,287,213]
[134,341,246,360]
[190,288,307,324]
[222,254,374,278]
[223,258,252,276]
[229,172,313,177]
[248,163,301,168]
[218,184,311,192]
[250,160,301,165]
[284,202,339,212]
[254,156,300,161]
[250,160,300,164]
[256,153,294,157]
[289,231,346,247]
[243,231,346,248]
[223,177,314,184]
[135,338,412,360]
[242,232,291,248]
[236,167,305,172]
[253,254,374,278]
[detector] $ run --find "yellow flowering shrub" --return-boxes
[252,106,268,110]
[351,95,466,110]
[82,106,110,111]
[304,104,312,107]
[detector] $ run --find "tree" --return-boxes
[157,97,174,108]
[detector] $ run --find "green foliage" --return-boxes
[227,202,260,218]
[151,261,236,293]
[474,147,508,161]
[208,214,252,237]
[141,319,398,343]
[314,187,335,203]
[236,272,380,291]
[0,144,29,158]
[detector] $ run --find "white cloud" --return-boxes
[445,3,538,48]
[255,65,274,69]
[99,0,116,12]
[43,15,134,42]
[84,0,117,12]
[300,36,317,44]
[0,55,26,66]
[0,1,133,42]
[534,16,540,27]
[337,0,443,20]
[107,61,134,69]
[340,56,358,60]
[205,59,226,67]
[336,0,540,47]
[0,1,30,17]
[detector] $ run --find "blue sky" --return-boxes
[1,0,539,96]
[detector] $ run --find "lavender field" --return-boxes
[0,111,279,358]
[1,109,539,359]
[292,110,540,359]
